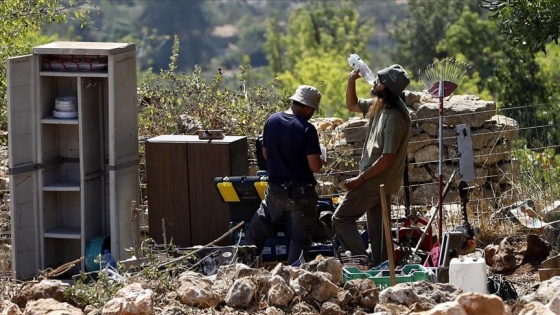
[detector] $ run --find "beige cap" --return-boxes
[289,85,321,110]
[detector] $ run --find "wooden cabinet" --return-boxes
[145,135,248,247]
[7,42,139,279]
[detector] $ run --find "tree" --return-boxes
[528,43,560,152]
[264,1,373,75]
[211,14,269,70]
[263,14,284,74]
[263,1,374,118]
[435,8,551,149]
[436,11,502,84]
[536,43,560,102]
[481,0,560,54]
[0,0,90,130]
[388,0,482,79]
[138,0,213,72]
[276,51,372,118]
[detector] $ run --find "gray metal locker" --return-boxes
[7,41,140,279]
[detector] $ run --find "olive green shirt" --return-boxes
[357,98,411,194]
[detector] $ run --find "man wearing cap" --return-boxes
[246,85,324,265]
[333,65,411,266]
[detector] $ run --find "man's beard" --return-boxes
[372,88,385,98]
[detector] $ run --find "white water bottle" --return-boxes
[347,53,376,85]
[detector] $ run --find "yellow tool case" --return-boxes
[214,176,268,222]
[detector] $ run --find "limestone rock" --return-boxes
[25,298,84,315]
[101,283,153,315]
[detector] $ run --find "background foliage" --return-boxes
[137,37,287,146]
[481,0,560,54]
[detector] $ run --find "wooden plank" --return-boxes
[380,184,397,286]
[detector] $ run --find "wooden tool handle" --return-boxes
[380,184,397,286]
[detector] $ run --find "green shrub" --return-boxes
[137,36,287,142]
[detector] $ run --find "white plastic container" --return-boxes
[449,257,488,293]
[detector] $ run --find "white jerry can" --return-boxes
[449,256,488,294]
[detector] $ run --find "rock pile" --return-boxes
[2,254,560,315]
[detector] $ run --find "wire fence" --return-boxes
[312,102,560,239]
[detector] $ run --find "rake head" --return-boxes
[419,59,471,97]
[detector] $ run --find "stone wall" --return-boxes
[310,91,519,207]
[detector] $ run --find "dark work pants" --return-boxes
[332,180,391,266]
[246,182,318,264]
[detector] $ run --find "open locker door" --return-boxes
[107,48,140,260]
[7,55,41,279]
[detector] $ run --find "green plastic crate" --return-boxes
[342,264,431,290]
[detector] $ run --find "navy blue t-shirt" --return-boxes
[263,112,321,185]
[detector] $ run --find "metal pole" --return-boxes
[438,80,444,243]
[412,170,456,255]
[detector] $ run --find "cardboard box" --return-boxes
[539,255,560,281]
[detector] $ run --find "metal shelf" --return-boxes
[41,117,79,124]
[43,181,80,191]
[39,71,108,78]
[44,227,81,239]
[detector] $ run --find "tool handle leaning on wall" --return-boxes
[380,184,397,286]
